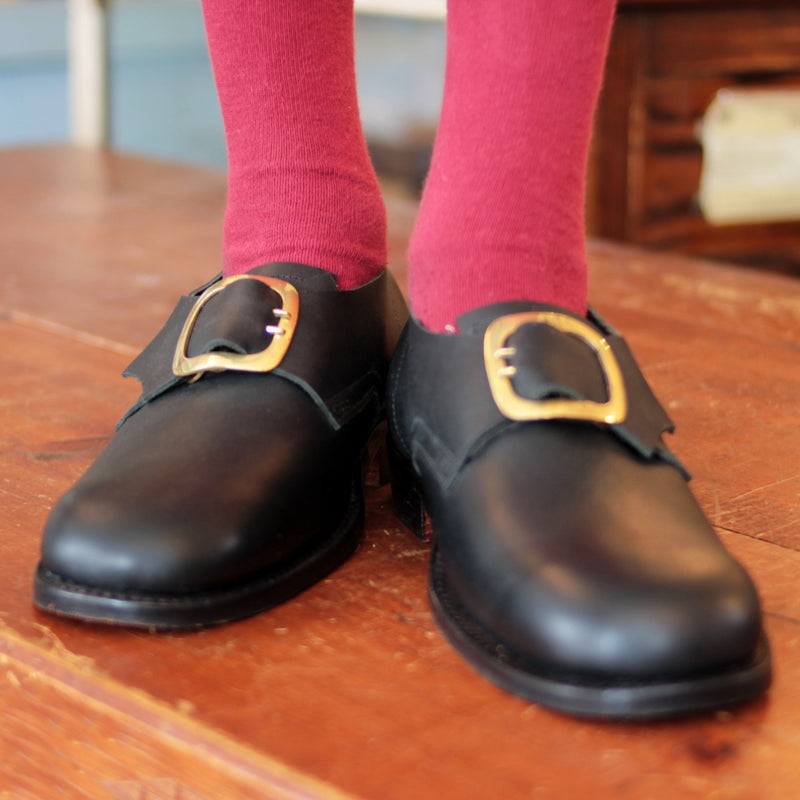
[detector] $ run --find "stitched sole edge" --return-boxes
[33,480,364,630]
[430,545,772,720]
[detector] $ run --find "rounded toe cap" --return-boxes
[39,481,253,595]
[488,556,765,682]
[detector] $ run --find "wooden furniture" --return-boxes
[589,0,800,275]
[2,147,800,799]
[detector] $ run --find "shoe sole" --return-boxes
[429,543,772,720]
[33,479,364,630]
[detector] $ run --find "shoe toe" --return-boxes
[41,482,234,593]
[494,555,762,680]
[438,425,764,682]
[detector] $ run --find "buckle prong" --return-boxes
[172,275,299,379]
[484,311,627,425]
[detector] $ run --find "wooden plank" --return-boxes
[587,238,800,347]
[0,147,415,350]
[0,626,356,800]
[2,147,800,799]
[649,8,800,78]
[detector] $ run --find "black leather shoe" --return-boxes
[387,302,771,719]
[35,262,407,628]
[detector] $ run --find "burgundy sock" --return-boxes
[409,0,617,331]
[201,0,386,289]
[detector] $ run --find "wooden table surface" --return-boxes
[1,146,799,799]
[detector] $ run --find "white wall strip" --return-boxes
[67,0,109,147]
[354,0,445,20]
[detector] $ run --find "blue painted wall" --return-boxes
[0,0,443,168]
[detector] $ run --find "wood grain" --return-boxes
[1,146,799,799]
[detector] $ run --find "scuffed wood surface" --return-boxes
[1,147,799,799]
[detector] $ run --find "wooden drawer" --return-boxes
[588,2,800,275]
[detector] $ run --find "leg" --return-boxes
[203,0,386,289]
[409,0,614,331]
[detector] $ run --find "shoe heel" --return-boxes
[388,440,429,541]
[362,420,390,489]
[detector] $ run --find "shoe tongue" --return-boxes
[185,262,339,357]
[455,301,608,403]
[249,261,339,292]
[187,277,282,357]
[456,301,571,336]
[506,323,608,404]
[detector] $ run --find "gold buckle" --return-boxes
[172,275,299,379]
[483,311,627,424]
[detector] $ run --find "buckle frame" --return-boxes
[483,311,627,424]
[172,274,299,379]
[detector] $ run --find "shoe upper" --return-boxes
[387,302,765,680]
[40,263,407,596]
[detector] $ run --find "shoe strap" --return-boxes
[394,303,686,489]
[118,263,403,431]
